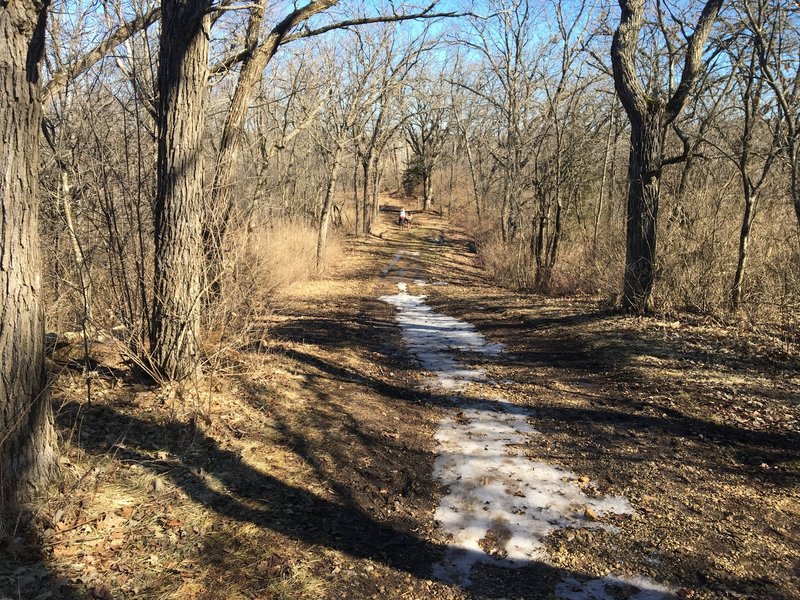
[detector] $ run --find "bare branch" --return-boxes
[664,0,724,121]
[210,4,466,76]
[42,5,161,103]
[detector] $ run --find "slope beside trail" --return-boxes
[22,203,800,600]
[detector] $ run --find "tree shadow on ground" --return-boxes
[269,307,800,487]
[0,509,80,599]
[54,400,636,599]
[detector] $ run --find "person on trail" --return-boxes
[399,207,406,227]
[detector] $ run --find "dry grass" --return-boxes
[456,188,800,332]
[220,219,343,303]
[203,218,345,354]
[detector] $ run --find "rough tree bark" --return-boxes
[0,0,58,509]
[150,0,211,380]
[611,0,723,313]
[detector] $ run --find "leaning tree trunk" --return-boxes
[150,0,210,381]
[0,0,58,509]
[205,0,340,274]
[622,112,665,313]
[317,147,342,272]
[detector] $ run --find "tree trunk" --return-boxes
[317,148,342,272]
[540,199,564,291]
[611,0,723,313]
[622,111,665,313]
[205,0,340,268]
[463,136,482,219]
[421,167,432,211]
[370,155,381,227]
[61,171,93,326]
[500,175,512,242]
[0,0,58,509]
[789,143,800,235]
[352,158,360,236]
[361,157,372,234]
[731,184,756,312]
[150,0,210,381]
[594,111,614,249]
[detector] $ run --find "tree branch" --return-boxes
[210,4,466,76]
[664,0,723,122]
[42,5,161,103]
[610,0,648,121]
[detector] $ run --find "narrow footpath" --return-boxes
[376,213,677,599]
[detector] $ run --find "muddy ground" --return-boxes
[1,207,798,599]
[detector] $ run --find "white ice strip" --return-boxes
[381,252,404,276]
[432,404,631,584]
[380,284,503,378]
[380,282,638,588]
[556,575,678,600]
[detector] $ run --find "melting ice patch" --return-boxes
[380,282,673,598]
[380,282,502,389]
[432,402,632,584]
[556,575,679,600]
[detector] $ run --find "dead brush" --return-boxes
[199,217,344,383]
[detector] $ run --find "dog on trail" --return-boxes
[398,207,413,229]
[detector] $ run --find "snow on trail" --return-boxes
[381,252,405,276]
[382,283,501,389]
[379,279,676,598]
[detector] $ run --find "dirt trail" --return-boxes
[345,206,799,599]
[13,204,799,600]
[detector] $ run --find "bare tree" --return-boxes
[312,46,367,270]
[351,25,431,234]
[530,0,591,290]
[405,82,449,212]
[205,0,340,287]
[611,0,723,313]
[0,0,58,509]
[745,0,800,234]
[204,1,460,274]
[149,0,212,380]
[711,7,780,310]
